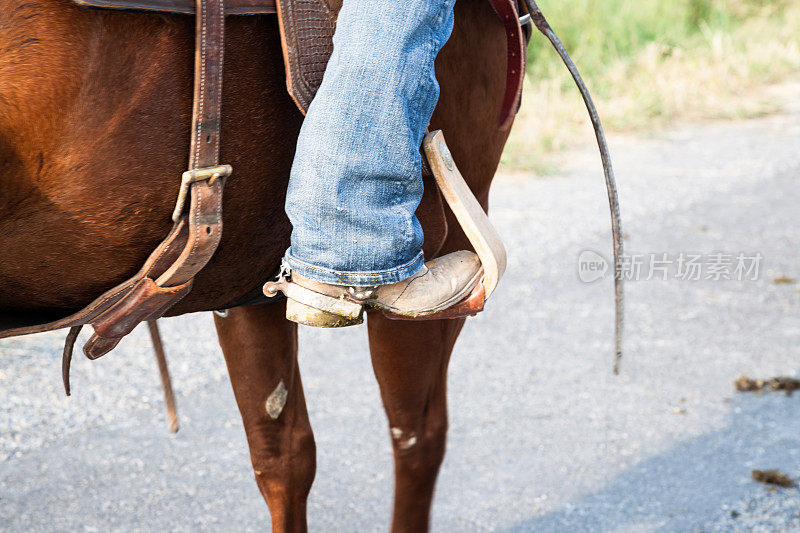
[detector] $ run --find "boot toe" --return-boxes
[372,251,482,315]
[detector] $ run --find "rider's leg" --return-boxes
[278,0,480,322]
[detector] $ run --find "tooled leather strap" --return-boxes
[81,0,230,359]
[275,0,336,113]
[277,0,527,131]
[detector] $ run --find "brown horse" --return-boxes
[0,0,514,530]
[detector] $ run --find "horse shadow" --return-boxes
[503,391,800,532]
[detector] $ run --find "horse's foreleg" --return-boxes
[214,303,315,533]
[367,313,465,533]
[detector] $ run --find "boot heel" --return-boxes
[285,298,363,328]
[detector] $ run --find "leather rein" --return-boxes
[524,0,625,372]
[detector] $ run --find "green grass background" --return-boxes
[505,0,800,171]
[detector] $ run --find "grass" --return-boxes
[502,0,800,172]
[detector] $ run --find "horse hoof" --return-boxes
[285,298,363,328]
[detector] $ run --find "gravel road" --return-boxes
[2,83,800,532]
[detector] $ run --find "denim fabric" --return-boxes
[283,0,456,286]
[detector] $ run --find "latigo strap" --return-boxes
[80,0,231,359]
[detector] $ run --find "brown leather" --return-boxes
[61,325,83,396]
[275,0,337,113]
[156,0,229,289]
[80,0,231,359]
[85,278,193,359]
[71,0,275,15]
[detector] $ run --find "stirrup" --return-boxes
[264,130,507,327]
[382,130,506,321]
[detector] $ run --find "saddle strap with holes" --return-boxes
[80,0,231,359]
[488,0,527,129]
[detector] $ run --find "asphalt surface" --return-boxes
[2,83,800,531]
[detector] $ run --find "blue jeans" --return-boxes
[283,0,456,286]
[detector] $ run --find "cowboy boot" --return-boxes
[264,251,483,327]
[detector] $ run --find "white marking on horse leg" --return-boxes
[265,380,288,420]
[390,427,418,450]
[399,435,418,450]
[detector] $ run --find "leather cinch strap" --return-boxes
[80,0,231,359]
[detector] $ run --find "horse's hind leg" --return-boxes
[367,313,465,532]
[214,303,315,533]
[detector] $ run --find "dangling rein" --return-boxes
[525,0,625,373]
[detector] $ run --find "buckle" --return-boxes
[171,164,233,222]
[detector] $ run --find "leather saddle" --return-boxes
[0,0,530,359]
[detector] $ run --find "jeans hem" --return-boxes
[284,249,425,286]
